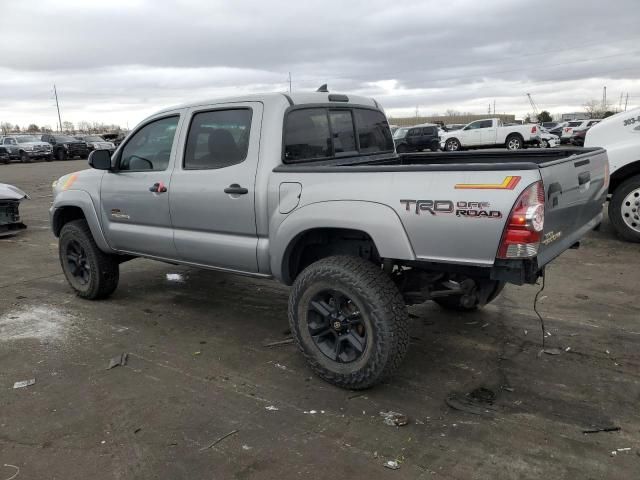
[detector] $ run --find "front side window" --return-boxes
[329,110,356,155]
[408,128,420,137]
[184,109,252,169]
[4,138,15,145]
[465,121,482,130]
[479,120,493,128]
[17,136,40,143]
[119,116,179,171]
[284,109,331,162]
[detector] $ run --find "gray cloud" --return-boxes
[1,0,639,127]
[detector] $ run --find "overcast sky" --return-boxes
[1,0,639,129]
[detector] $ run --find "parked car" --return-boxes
[585,107,640,242]
[570,128,588,147]
[41,134,89,160]
[560,119,601,144]
[0,146,10,164]
[548,122,567,138]
[540,122,560,130]
[50,91,608,389]
[0,183,29,236]
[538,127,560,148]
[101,132,127,147]
[75,135,116,155]
[0,135,53,162]
[393,124,440,152]
[439,118,540,151]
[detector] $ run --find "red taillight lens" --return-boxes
[531,125,537,134]
[497,181,545,259]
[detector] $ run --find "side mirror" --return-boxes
[88,149,112,170]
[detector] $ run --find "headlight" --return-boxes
[63,143,69,149]
[88,143,95,148]
[52,180,58,189]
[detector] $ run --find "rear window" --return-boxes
[284,107,393,162]
[567,121,583,127]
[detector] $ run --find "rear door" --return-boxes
[169,102,262,272]
[537,149,608,266]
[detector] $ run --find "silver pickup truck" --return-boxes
[50,92,609,389]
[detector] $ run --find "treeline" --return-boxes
[1,121,124,135]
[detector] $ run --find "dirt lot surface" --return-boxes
[1,159,639,479]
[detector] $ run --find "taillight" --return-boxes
[531,125,537,134]
[497,181,545,259]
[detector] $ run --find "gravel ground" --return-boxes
[1,159,639,479]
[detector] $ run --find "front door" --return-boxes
[169,103,262,272]
[99,113,182,258]
[461,121,483,146]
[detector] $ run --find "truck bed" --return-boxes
[274,148,604,172]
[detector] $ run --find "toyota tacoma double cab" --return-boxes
[50,92,608,389]
[440,118,540,151]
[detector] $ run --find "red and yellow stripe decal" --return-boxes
[454,175,521,190]
[62,173,78,190]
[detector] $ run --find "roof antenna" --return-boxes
[316,84,329,93]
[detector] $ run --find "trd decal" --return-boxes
[542,230,562,245]
[400,199,502,219]
[400,199,454,215]
[454,176,521,190]
[455,201,502,219]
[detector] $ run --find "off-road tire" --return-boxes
[433,280,505,311]
[59,219,119,299]
[505,134,523,150]
[55,149,66,161]
[289,256,409,390]
[396,144,408,153]
[45,154,53,162]
[20,151,31,163]
[609,174,640,242]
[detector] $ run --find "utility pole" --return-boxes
[619,92,624,112]
[415,105,419,119]
[602,86,607,112]
[53,84,63,132]
[624,93,629,111]
[288,72,292,94]
[493,100,496,115]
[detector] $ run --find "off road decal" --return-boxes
[542,230,562,245]
[400,200,502,218]
[454,176,521,190]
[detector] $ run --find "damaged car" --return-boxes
[0,183,29,236]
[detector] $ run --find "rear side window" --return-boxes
[479,120,493,128]
[422,126,436,135]
[184,109,252,169]
[284,108,331,162]
[284,107,393,162]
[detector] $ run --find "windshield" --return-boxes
[55,135,79,142]
[393,127,409,139]
[84,135,105,142]
[16,136,40,143]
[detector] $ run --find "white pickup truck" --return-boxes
[585,108,640,242]
[440,118,540,151]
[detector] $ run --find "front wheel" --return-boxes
[540,139,549,148]
[59,219,120,299]
[609,174,640,242]
[445,138,461,151]
[20,152,31,163]
[55,149,66,161]
[289,256,409,390]
[396,144,408,153]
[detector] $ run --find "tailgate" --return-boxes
[536,148,608,267]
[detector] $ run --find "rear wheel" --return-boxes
[506,134,523,150]
[289,256,409,389]
[433,279,505,311]
[609,174,640,242]
[445,138,461,151]
[59,219,120,299]
[396,144,408,153]
[20,151,31,163]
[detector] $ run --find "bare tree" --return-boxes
[583,99,607,119]
[77,120,92,132]
[0,122,13,134]
[62,121,74,132]
[27,124,40,132]
[445,109,460,117]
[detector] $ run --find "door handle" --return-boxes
[224,184,248,195]
[149,182,167,193]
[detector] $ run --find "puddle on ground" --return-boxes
[0,305,72,342]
